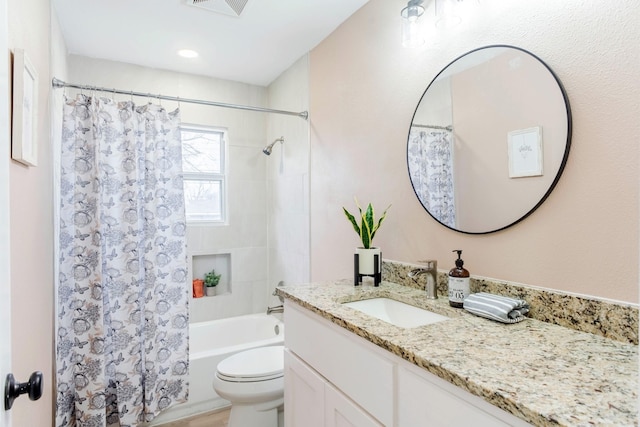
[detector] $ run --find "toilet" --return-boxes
[212,345,285,427]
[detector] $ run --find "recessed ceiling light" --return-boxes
[177,49,199,59]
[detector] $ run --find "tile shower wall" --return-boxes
[67,55,271,322]
[266,55,311,302]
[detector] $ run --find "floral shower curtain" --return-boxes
[56,94,189,427]
[407,128,456,228]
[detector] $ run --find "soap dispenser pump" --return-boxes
[448,250,470,308]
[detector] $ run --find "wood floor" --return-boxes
[155,408,230,427]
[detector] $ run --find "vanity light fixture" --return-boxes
[177,49,199,59]
[401,0,425,48]
[435,0,464,29]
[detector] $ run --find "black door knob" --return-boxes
[4,371,43,410]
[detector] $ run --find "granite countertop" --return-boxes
[276,279,639,427]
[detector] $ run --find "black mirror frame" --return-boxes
[407,45,572,234]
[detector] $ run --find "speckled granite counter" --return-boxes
[276,279,638,426]
[383,260,638,344]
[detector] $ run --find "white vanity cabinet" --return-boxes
[284,300,532,427]
[397,362,531,426]
[285,301,392,426]
[285,348,383,427]
[324,381,384,427]
[284,349,325,427]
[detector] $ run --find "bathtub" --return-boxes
[148,313,284,425]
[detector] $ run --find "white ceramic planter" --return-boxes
[356,247,381,275]
[205,286,217,296]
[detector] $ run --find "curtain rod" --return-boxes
[411,123,452,131]
[51,78,308,120]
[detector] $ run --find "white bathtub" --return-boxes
[148,313,284,425]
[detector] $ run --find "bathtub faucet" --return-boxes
[267,304,284,315]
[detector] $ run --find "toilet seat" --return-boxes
[212,345,285,427]
[216,345,284,383]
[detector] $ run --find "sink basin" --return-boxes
[342,298,449,328]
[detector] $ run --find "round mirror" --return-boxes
[407,45,572,234]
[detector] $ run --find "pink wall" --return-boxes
[8,0,54,424]
[309,0,639,303]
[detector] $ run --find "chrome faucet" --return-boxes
[267,304,284,315]
[408,260,438,299]
[267,281,285,314]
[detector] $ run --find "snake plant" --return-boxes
[342,198,390,249]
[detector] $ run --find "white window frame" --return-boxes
[180,123,228,225]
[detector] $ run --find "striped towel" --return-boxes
[463,292,529,324]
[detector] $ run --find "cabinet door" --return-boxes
[324,383,383,427]
[284,349,325,427]
[398,366,514,427]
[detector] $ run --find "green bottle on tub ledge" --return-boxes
[448,250,470,308]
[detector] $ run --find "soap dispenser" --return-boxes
[448,250,470,308]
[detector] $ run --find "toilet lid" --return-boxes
[216,345,284,382]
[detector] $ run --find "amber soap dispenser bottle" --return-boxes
[448,250,470,308]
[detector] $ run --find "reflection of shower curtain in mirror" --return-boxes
[56,95,189,426]
[408,128,456,228]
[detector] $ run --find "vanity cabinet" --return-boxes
[397,363,520,426]
[284,300,531,427]
[324,379,384,426]
[285,301,393,426]
[285,349,382,427]
[284,349,324,427]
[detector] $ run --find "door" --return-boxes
[324,383,383,427]
[284,349,325,427]
[0,0,13,424]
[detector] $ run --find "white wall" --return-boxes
[266,55,311,303]
[65,55,272,322]
[309,0,639,303]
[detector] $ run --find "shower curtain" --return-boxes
[55,94,189,427]
[407,128,456,228]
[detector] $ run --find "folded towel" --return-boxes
[463,292,529,324]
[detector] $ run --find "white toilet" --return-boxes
[212,345,285,427]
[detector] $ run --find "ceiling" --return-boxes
[53,0,369,87]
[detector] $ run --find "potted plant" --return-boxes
[343,198,390,280]
[204,269,221,296]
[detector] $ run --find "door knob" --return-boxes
[4,371,43,410]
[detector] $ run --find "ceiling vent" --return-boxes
[184,0,249,17]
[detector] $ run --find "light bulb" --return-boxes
[436,0,463,29]
[401,2,425,48]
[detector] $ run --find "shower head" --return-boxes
[263,137,284,155]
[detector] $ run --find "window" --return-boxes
[181,125,226,223]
